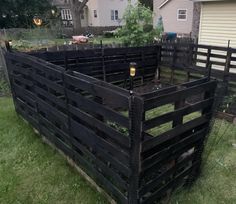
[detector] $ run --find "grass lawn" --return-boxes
[0,97,236,204]
[0,97,108,204]
[9,36,120,52]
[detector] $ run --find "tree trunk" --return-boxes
[71,7,82,34]
[69,0,89,35]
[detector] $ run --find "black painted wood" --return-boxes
[4,47,217,204]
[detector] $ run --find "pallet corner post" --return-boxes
[128,95,144,204]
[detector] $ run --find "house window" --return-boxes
[61,9,73,27]
[61,9,72,20]
[111,10,119,20]
[177,9,187,21]
[94,10,97,18]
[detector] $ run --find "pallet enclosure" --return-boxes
[5,46,217,204]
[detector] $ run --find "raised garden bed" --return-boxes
[5,46,217,204]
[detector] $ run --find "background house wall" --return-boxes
[87,0,137,27]
[54,0,138,28]
[198,1,236,47]
[153,0,194,35]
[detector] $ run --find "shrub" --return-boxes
[116,3,161,46]
[0,78,10,96]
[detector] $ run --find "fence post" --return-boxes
[188,43,194,66]
[223,46,232,95]
[171,44,177,83]
[128,95,143,204]
[186,81,217,186]
[102,47,106,82]
[156,45,161,80]
[193,44,198,66]
[63,46,68,70]
[206,47,211,71]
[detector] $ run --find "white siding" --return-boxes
[199,1,236,48]
[87,0,138,27]
[153,0,194,34]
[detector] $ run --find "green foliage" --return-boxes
[156,16,164,35]
[116,3,160,46]
[139,0,153,10]
[107,121,129,136]
[0,0,58,28]
[221,94,236,113]
[0,78,10,96]
[170,119,236,204]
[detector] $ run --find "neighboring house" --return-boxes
[86,0,137,27]
[194,0,236,47]
[52,0,137,28]
[153,0,195,36]
[51,0,74,27]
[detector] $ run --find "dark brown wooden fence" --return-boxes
[30,42,236,94]
[30,46,161,89]
[5,48,217,204]
[159,42,236,114]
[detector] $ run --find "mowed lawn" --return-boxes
[0,97,236,204]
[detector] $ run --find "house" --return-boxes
[52,0,137,32]
[153,0,196,36]
[193,0,236,47]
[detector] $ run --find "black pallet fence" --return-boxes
[30,43,236,100]
[5,47,217,204]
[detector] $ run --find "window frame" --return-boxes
[94,10,97,18]
[177,9,187,21]
[61,9,72,20]
[111,10,119,21]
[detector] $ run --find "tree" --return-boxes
[69,0,89,34]
[139,0,153,10]
[116,3,157,46]
[0,0,55,28]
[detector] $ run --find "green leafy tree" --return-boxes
[155,15,164,39]
[0,0,56,28]
[116,3,159,46]
[139,0,153,10]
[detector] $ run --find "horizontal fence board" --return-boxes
[144,80,217,111]
[73,150,128,204]
[69,104,130,149]
[142,114,210,153]
[39,114,70,145]
[141,127,207,172]
[37,98,68,124]
[70,119,130,166]
[144,97,213,131]
[66,89,129,128]
[141,161,199,204]
[71,138,128,191]
[139,153,195,196]
[35,86,66,108]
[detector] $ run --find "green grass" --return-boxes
[8,36,120,52]
[0,97,108,204]
[170,119,236,204]
[0,97,236,204]
[93,36,122,45]
[0,79,10,96]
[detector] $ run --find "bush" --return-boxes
[103,31,115,38]
[0,78,10,96]
[116,3,161,46]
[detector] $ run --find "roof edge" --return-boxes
[159,0,171,9]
